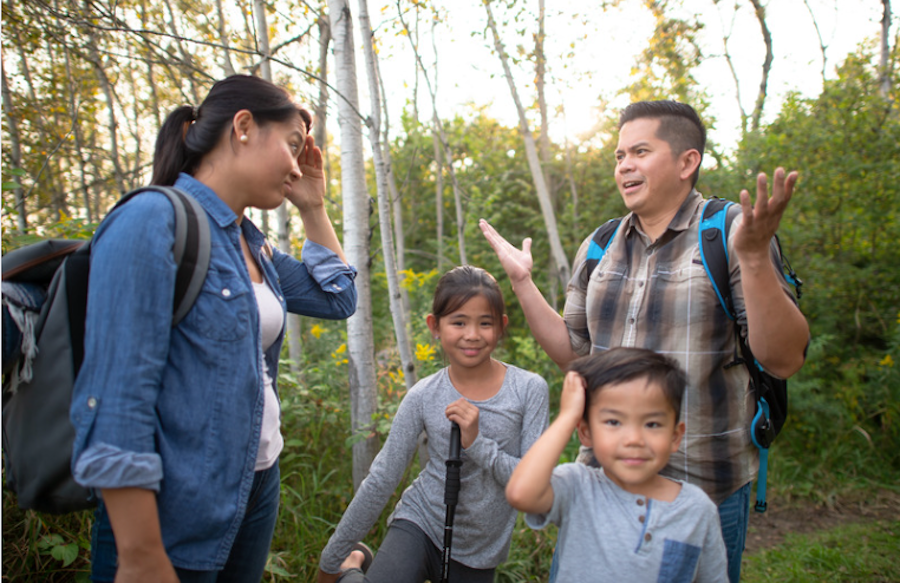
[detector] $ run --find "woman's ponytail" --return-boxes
[150,75,312,186]
[151,105,196,186]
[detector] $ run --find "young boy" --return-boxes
[506,347,728,581]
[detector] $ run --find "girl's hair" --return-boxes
[568,347,687,422]
[151,75,313,186]
[431,265,506,333]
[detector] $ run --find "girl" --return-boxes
[69,75,357,582]
[318,265,549,583]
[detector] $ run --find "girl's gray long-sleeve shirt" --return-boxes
[319,364,549,573]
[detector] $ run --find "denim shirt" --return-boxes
[70,174,357,570]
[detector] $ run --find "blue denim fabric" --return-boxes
[718,481,751,583]
[90,464,281,582]
[71,174,356,570]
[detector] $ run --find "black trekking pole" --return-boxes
[440,421,463,583]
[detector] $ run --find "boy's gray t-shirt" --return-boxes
[527,463,728,582]
[320,364,549,573]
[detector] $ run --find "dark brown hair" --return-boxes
[618,100,706,188]
[568,347,687,422]
[151,75,313,186]
[431,265,506,335]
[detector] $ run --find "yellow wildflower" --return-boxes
[310,324,327,339]
[415,343,436,362]
[879,354,894,367]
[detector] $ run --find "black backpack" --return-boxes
[1,186,211,514]
[584,198,802,512]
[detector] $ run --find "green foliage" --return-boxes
[1,493,92,582]
[742,520,900,583]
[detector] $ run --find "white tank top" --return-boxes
[253,280,285,470]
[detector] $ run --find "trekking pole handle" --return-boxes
[444,422,462,506]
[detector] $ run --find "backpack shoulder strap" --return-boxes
[114,186,211,325]
[698,198,739,319]
[584,218,623,278]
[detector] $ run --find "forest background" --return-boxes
[2,0,898,581]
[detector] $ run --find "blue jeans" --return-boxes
[90,463,280,583]
[718,481,751,583]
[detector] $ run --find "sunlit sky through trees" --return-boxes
[361,0,894,154]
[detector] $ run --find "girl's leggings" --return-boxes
[337,519,495,583]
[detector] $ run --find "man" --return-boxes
[480,100,809,582]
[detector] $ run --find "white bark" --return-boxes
[396,3,466,266]
[357,0,417,391]
[880,0,892,97]
[328,0,380,489]
[483,0,570,286]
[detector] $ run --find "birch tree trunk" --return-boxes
[357,0,417,390]
[534,0,558,309]
[748,0,772,133]
[483,0,570,286]
[254,0,272,236]
[216,0,237,76]
[880,0,892,97]
[315,15,332,202]
[328,0,380,489]
[1,62,27,232]
[397,3,466,266]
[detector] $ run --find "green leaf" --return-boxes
[50,542,79,567]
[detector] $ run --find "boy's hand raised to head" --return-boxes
[479,219,534,286]
[559,371,587,427]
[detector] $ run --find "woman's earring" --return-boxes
[239,134,248,143]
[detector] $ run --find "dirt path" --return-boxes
[745,488,900,554]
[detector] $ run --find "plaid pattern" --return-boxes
[564,191,794,504]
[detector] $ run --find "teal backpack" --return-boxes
[584,198,802,512]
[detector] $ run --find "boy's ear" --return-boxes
[576,418,593,448]
[670,420,686,453]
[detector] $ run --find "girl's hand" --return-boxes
[558,371,587,427]
[287,135,326,213]
[445,398,480,449]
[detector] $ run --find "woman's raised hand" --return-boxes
[288,134,326,212]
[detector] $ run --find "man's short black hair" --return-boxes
[619,100,706,187]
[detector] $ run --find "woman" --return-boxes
[70,75,357,582]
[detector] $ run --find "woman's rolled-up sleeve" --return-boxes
[70,194,179,492]
[274,240,357,320]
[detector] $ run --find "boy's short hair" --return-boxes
[618,100,706,187]
[568,347,687,422]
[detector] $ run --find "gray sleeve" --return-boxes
[525,463,577,530]
[464,371,550,486]
[318,387,424,574]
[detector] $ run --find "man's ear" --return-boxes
[678,149,701,182]
[576,418,593,448]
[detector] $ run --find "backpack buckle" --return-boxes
[751,398,776,449]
